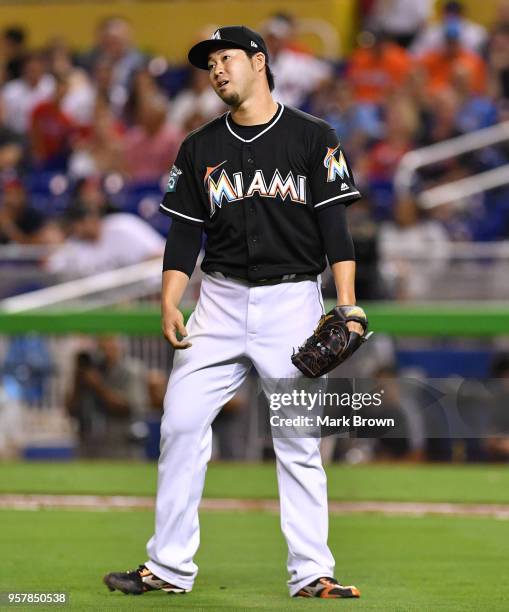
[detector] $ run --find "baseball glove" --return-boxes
[291,306,371,378]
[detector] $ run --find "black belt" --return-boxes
[210,271,317,286]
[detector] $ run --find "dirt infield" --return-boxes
[1,494,509,518]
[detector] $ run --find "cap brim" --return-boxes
[188,39,248,69]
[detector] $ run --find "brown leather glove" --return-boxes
[291,306,371,378]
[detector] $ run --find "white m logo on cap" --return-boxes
[212,30,221,39]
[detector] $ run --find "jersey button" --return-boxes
[247,158,254,164]
[250,265,258,271]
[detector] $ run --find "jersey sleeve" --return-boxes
[309,127,361,211]
[159,140,206,227]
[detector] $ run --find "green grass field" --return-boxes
[2,462,509,611]
[2,461,509,503]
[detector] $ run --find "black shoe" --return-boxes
[103,564,189,595]
[295,577,360,599]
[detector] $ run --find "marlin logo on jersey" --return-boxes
[324,146,350,183]
[203,162,307,216]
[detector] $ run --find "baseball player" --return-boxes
[104,25,364,599]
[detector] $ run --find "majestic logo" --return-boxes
[203,162,306,217]
[324,146,350,183]
[212,30,221,39]
[166,165,182,192]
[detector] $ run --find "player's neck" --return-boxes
[229,93,278,126]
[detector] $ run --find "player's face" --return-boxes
[207,48,255,106]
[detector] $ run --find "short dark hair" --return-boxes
[491,352,509,377]
[443,1,463,15]
[245,49,275,92]
[3,26,25,45]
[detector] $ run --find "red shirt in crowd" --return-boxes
[30,100,75,163]
[122,123,183,182]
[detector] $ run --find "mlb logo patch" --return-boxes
[166,165,182,193]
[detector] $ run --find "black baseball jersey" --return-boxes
[160,103,361,281]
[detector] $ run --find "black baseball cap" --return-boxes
[188,25,268,70]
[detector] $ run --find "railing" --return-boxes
[0,257,204,313]
[0,245,53,261]
[376,240,509,301]
[394,121,509,209]
[0,260,162,313]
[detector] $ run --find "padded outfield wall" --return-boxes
[0,0,499,63]
[0,0,358,61]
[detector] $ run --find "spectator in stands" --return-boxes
[0,26,27,82]
[418,21,487,95]
[90,56,122,117]
[416,87,480,213]
[451,65,498,132]
[411,0,488,57]
[122,94,182,183]
[44,37,96,127]
[360,94,418,184]
[68,95,124,178]
[30,74,76,171]
[310,78,382,161]
[398,68,435,144]
[1,52,54,134]
[262,13,332,108]
[261,12,313,55]
[45,206,164,278]
[378,195,450,300]
[70,176,117,216]
[346,29,413,105]
[497,0,509,26]
[66,335,149,458]
[79,16,145,117]
[0,179,46,244]
[487,24,509,100]
[168,67,225,131]
[422,87,462,145]
[124,67,166,125]
[366,0,434,48]
[0,100,24,174]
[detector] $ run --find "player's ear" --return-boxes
[252,51,266,74]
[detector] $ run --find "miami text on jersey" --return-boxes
[204,162,307,216]
[324,146,350,183]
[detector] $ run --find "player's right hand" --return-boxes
[161,306,192,349]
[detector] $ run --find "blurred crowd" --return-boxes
[0,2,508,298]
[1,2,509,462]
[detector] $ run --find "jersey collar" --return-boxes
[225,103,285,143]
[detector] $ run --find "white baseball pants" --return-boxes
[145,273,335,595]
